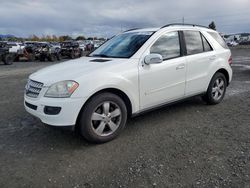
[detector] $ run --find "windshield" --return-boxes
[89,31,153,58]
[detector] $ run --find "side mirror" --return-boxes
[144,54,163,65]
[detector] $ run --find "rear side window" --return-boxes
[150,31,180,60]
[183,31,203,55]
[208,32,228,49]
[201,35,213,52]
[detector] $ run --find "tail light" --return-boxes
[228,56,232,65]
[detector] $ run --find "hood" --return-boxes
[29,57,128,86]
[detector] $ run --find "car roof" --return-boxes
[125,25,216,33]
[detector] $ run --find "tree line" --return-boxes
[0,35,106,42]
[1,22,216,42]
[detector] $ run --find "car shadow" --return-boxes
[1,95,209,158]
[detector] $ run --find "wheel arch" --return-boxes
[215,68,230,86]
[75,88,133,126]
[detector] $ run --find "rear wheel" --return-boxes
[79,50,83,57]
[202,72,227,105]
[70,51,75,59]
[48,54,56,62]
[79,93,127,143]
[39,55,45,62]
[3,54,13,65]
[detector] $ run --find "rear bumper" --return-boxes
[228,66,233,85]
[24,95,86,126]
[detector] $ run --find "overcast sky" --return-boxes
[0,0,250,38]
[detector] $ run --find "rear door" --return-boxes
[183,30,216,96]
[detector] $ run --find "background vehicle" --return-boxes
[85,41,94,51]
[38,43,61,62]
[7,42,25,53]
[227,41,238,47]
[17,42,40,61]
[77,41,86,52]
[93,40,104,50]
[50,42,61,50]
[239,41,250,45]
[60,41,83,59]
[0,42,15,65]
[24,24,233,143]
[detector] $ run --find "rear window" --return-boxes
[208,32,228,49]
[183,31,203,55]
[201,35,213,52]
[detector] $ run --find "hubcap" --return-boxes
[212,78,225,101]
[91,101,121,136]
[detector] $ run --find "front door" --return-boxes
[139,31,186,109]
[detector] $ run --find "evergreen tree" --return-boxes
[208,21,216,30]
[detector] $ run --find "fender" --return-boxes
[72,72,140,114]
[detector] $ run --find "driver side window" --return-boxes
[150,31,180,60]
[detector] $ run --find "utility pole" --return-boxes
[182,17,185,24]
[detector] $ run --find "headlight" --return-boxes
[44,81,79,98]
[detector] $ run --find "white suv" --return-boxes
[24,24,232,143]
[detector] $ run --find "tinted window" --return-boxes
[150,31,180,60]
[202,35,213,52]
[208,32,228,49]
[184,31,203,55]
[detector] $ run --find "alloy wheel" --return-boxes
[91,101,122,136]
[212,78,225,101]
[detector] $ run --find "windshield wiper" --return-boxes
[91,54,111,58]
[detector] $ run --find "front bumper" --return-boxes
[24,95,86,126]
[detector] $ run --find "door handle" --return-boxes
[209,55,216,61]
[176,64,185,70]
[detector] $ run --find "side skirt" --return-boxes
[131,92,206,118]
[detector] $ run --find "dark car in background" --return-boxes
[38,42,61,62]
[0,42,15,65]
[60,41,83,59]
[16,42,40,61]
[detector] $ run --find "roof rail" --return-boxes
[123,28,141,32]
[161,23,209,29]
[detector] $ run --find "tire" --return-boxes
[39,56,45,62]
[202,72,227,105]
[3,54,13,65]
[70,51,75,59]
[48,54,56,62]
[79,92,127,143]
[79,50,83,57]
[29,53,35,62]
[56,53,62,61]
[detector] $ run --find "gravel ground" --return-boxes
[0,49,250,188]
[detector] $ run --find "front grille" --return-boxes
[25,79,44,98]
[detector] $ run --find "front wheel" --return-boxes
[56,53,62,61]
[202,72,227,105]
[79,93,127,143]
